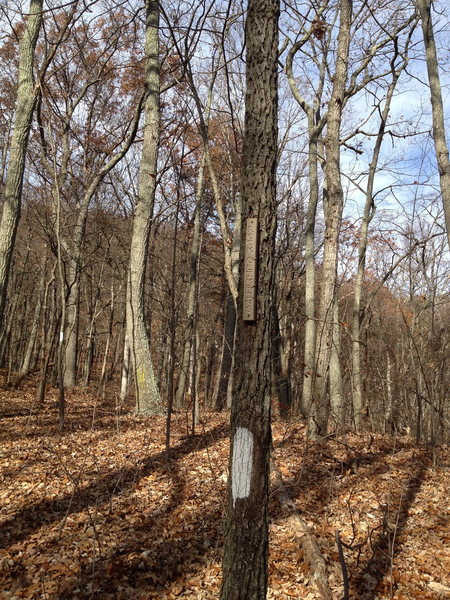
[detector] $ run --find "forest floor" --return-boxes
[1,382,449,600]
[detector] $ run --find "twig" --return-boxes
[335,530,350,600]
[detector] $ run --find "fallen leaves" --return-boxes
[0,390,449,599]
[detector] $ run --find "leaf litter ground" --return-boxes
[0,386,449,599]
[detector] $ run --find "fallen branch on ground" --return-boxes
[271,457,333,600]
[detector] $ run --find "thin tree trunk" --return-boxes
[351,52,403,428]
[175,154,205,408]
[284,16,327,419]
[220,0,279,596]
[100,283,115,391]
[120,330,131,402]
[54,155,66,430]
[63,259,80,387]
[204,340,216,407]
[271,303,291,419]
[213,292,236,410]
[329,296,343,427]
[385,351,393,433]
[301,127,320,417]
[37,313,59,407]
[20,256,47,375]
[165,198,180,452]
[214,191,241,411]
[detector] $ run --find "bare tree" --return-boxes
[309,0,352,439]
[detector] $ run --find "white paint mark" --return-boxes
[59,330,64,342]
[232,427,254,506]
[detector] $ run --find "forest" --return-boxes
[0,0,449,599]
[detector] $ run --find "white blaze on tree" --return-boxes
[231,428,254,505]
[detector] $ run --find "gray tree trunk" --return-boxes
[214,193,241,410]
[271,303,291,418]
[214,291,236,411]
[310,0,352,439]
[220,0,279,596]
[351,62,400,428]
[175,151,205,408]
[329,296,343,427]
[126,0,163,415]
[301,127,320,417]
[285,21,327,418]
[0,0,43,322]
[416,0,450,249]
[20,255,47,375]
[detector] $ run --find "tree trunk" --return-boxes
[271,303,291,419]
[126,0,163,415]
[284,18,327,419]
[100,283,115,394]
[310,0,352,440]
[351,56,401,428]
[301,127,320,417]
[213,292,236,411]
[220,0,279,596]
[120,329,131,402]
[329,297,343,427]
[0,0,43,322]
[214,189,241,411]
[175,154,204,408]
[63,259,80,387]
[20,256,47,375]
[416,0,450,249]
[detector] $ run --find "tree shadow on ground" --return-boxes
[4,436,224,599]
[273,438,431,599]
[276,443,402,516]
[351,459,428,598]
[1,422,228,551]
[57,458,224,599]
[0,392,146,442]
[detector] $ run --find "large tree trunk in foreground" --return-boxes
[126,0,163,415]
[416,0,450,249]
[0,0,43,322]
[220,0,279,597]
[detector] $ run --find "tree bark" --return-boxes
[20,255,47,375]
[271,303,291,419]
[284,9,327,419]
[126,0,163,415]
[416,0,450,249]
[329,296,343,427]
[213,292,236,411]
[310,0,352,440]
[0,0,43,322]
[220,0,279,597]
[175,151,205,409]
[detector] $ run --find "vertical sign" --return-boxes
[243,217,259,322]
